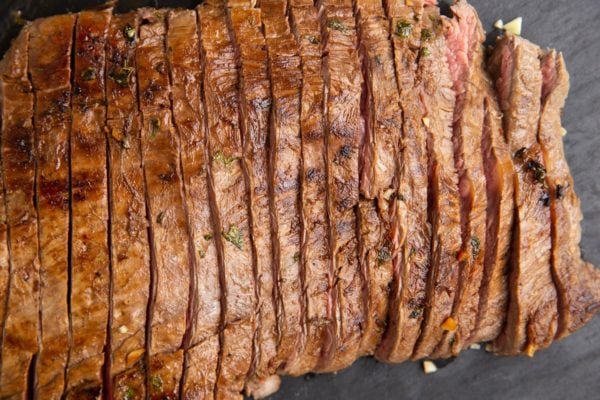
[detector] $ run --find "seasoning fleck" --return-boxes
[81,67,97,81]
[223,225,243,250]
[395,20,413,38]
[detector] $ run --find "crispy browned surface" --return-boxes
[538,52,600,338]
[0,146,8,392]
[411,7,462,360]
[198,2,256,398]
[260,0,305,374]
[105,12,149,399]
[227,5,278,392]
[376,2,431,363]
[433,1,488,357]
[489,35,558,355]
[26,14,74,399]
[167,9,220,399]
[0,25,40,399]
[355,11,401,355]
[288,4,331,375]
[64,9,112,398]
[316,5,365,372]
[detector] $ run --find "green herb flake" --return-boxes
[123,24,136,44]
[327,18,347,32]
[81,67,97,81]
[198,247,206,259]
[109,65,134,87]
[409,308,423,319]
[305,34,320,44]
[149,375,163,391]
[421,28,434,41]
[204,233,213,241]
[395,20,413,38]
[222,225,243,250]
[213,150,238,166]
[156,211,165,225]
[124,387,135,400]
[471,236,481,258]
[293,252,300,263]
[420,47,431,57]
[378,246,392,264]
[149,117,160,139]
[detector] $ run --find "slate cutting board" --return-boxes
[1,1,598,399]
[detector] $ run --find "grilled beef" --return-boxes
[0,1,598,398]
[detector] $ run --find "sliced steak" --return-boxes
[227,5,279,394]
[198,2,256,398]
[376,1,432,363]
[433,0,487,357]
[106,12,149,399]
[27,14,74,398]
[65,10,112,398]
[411,6,462,360]
[488,34,558,355]
[0,25,40,398]
[315,4,365,372]
[260,0,305,374]
[288,3,332,375]
[355,5,402,355]
[538,51,600,338]
[136,9,191,398]
[167,9,221,400]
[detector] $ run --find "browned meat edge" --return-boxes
[288,3,332,378]
[488,34,558,356]
[65,9,111,398]
[411,6,462,360]
[26,14,75,398]
[0,24,40,399]
[105,12,149,400]
[315,3,365,372]
[538,51,600,339]
[198,2,256,398]
[354,4,401,356]
[433,0,487,357]
[376,1,432,363]
[226,4,279,396]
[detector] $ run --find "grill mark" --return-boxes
[0,25,41,398]
[28,14,75,399]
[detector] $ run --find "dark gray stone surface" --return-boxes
[1,1,598,399]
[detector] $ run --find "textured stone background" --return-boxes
[1,1,598,399]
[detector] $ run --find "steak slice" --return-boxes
[198,2,256,398]
[0,25,40,398]
[226,6,278,395]
[167,9,221,400]
[355,6,402,356]
[105,12,149,399]
[288,3,332,375]
[28,14,74,398]
[433,0,487,357]
[538,51,600,338]
[411,6,462,360]
[488,34,558,355]
[65,9,112,398]
[376,1,432,363]
[260,0,305,374]
[315,4,365,372]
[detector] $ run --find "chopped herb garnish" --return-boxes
[124,387,135,400]
[213,150,238,166]
[420,47,431,57]
[81,67,97,81]
[395,20,413,38]
[471,236,481,258]
[204,234,213,241]
[374,55,383,66]
[514,147,527,159]
[327,18,347,32]
[123,24,136,44]
[409,308,423,319]
[109,65,134,87]
[421,28,434,41]
[149,117,160,139]
[305,35,320,44]
[526,159,547,185]
[254,98,271,109]
[293,252,300,263]
[156,211,165,225]
[378,246,392,264]
[198,248,206,259]
[222,225,243,250]
[149,375,163,391]
[556,184,568,199]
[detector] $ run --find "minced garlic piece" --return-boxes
[485,343,493,352]
[118,325,128,334]
[469,343,481,350]
[423,360,438,374]
[422,117,431,128]
[504,17,523,36]
[494,19,504,29]
[561,127,567,136]
[441,317,458,332]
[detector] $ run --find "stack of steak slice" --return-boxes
[0,0,598,398]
